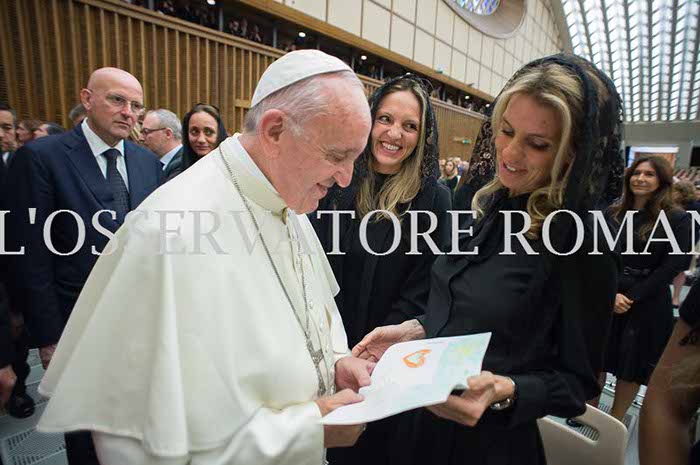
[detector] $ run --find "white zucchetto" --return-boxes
[251,49,353,107]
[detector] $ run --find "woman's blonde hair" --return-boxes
[356,78,430,219]
[472,62,608,239]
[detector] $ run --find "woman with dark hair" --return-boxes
[167,103,227,181]
[311,74,452,465]
[353,54,625,465]
[604,155,692,422]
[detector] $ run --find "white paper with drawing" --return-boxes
[322,333,492,425]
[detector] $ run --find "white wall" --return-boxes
[278,0,564,97]
[624,121,700,168]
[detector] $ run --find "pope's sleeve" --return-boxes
[93,403,324,465]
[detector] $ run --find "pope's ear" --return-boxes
[258,109,287,155]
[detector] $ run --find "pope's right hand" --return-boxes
[352,319,426,362]
[316,388,366,448]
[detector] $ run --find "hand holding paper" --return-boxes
[335,356,375,392]
[352,319,427,362]
[315,389,367,447]
[323,333,492,425]
[426,372,498,426]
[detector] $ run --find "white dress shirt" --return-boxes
[81,119,129,190]
[159,144,182,170]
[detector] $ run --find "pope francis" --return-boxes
[37,50,374,465]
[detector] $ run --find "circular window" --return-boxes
[458,0,501,16]
[444,0,526,39]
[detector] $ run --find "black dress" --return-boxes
[605,209,692,385]
[311,174,452,465]
[391,194,618,465]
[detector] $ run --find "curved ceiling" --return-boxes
[561,0,700,123]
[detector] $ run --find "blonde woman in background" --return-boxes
[438,159,460,192]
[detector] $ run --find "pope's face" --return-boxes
[275,84,371,214]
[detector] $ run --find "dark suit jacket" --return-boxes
[162,146,183,183]
[5,125,162,346]
[0,153,15,367]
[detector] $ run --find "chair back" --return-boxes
[537,405,628,465]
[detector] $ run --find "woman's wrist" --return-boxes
[401,319,426,341]
[490,376,517,411]
[494,375,516,402]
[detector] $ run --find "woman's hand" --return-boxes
[352,319,426,362]
[614,293,633,314]
[427,372,514,427]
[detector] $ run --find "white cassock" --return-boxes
[37,134,350,464]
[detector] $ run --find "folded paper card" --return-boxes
[322,333,492,425]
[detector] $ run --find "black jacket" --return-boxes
[311,183,452,347]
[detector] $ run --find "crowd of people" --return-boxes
[0,48,698,465]
[121,0,490,112]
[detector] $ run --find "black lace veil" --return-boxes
[458,53,625,213]
[326,73,441,212]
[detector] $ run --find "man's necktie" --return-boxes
[103,148,130,222]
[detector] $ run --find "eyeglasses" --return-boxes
[104,93,146,116]
[141,127,168,136]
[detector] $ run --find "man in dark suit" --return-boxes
[0,106,17,412]
[139,108,183,182]
[6,67,162,464]
[0,102,17,179]
[0,102,34,419]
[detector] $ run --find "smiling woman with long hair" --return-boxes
[603,155,692,423]
[311,74,452,465]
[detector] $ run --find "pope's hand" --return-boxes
[335,356,375,392]
[352,319,426,362]
[316,389,367,448]
[0,365,17,407]
[426,371,500,427]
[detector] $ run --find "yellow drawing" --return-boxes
[403,349,432,368]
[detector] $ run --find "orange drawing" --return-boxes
[403,349,432,368]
